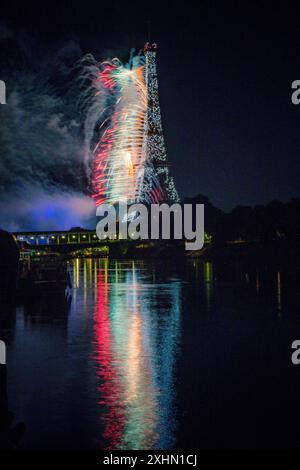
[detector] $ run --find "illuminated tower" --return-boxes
[142,42,179,203]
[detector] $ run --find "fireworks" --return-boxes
[92,60,148,205]
[80,45,179,207]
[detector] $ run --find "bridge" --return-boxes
[12,230,185,257]
[13,230,110,247]
[12,229,118,255]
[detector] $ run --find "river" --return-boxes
[5,258,300,449]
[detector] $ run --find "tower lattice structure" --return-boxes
[142,42,179,203]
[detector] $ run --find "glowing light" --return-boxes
[123,151,134,176]
[91,61,148,205]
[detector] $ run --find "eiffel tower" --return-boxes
[142,42,179,203]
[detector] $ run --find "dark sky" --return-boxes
[1,0,300,210]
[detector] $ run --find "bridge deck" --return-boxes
[12,230,113,246]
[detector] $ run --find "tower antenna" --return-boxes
[147,19,151,42]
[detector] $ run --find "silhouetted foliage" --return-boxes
[182,195,300,242]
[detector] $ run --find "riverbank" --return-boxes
[187,239,300,266]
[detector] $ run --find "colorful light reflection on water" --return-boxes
[85,259,181,450]
[7,258,300,450]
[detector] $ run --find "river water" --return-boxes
[5,258,300,449]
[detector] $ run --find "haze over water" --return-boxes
[5,258,300,449]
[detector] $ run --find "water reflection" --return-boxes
[7,257,297,450]
[256,270,260,293]
[203,261,213,311]
[92,260,181,450]
[277,271,282,317]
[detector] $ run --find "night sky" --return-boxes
[1,0,300,211]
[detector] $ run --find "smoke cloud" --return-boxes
[0,26,96,231]
[0,185,95,232]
